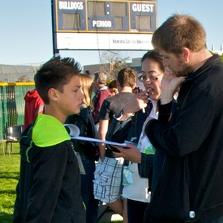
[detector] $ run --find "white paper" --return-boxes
[71,136,127,147]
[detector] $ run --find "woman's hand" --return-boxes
[118,92,148,120]
[112,144,141,163]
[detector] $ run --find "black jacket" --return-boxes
[65,105,98,160]
[107,102,154,179]
[13,114,85,223]
[145,54,223,222]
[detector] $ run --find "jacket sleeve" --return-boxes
[157,100,173,124]
[13,181,22,223]
[145,85,216,157]
[138,153,154,178]
[24,143,71,222]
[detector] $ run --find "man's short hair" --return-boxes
[117,67,136,88]
[152,14,206,55]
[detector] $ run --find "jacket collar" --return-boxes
[186,54,221,82]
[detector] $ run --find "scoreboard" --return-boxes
[52,0,157,51]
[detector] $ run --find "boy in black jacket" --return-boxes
[13,56,86,223]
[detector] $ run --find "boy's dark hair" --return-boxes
[34,56,82,104]
[141,50,165,72]
[108,79,117,89]
[117,67,136,88]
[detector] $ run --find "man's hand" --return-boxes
[161,69,185,104]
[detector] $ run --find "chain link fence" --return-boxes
[0,82,35,139]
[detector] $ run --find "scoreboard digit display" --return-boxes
[52,0,157,51]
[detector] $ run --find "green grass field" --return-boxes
[0,144,20,223]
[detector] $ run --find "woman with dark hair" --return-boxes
[108,50,165,223]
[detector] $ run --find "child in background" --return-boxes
[108,79,118,96]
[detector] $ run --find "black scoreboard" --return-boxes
[52,0,157,51]
[54,0,157,33]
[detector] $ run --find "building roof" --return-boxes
[0,64,40,82]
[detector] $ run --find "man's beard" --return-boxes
[175,63,194,77]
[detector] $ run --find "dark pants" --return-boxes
[127,199,148,223]
[143,215,223,223]
[81,159,99,223]
[201,216,223,223]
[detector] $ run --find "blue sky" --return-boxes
[0,0,222,66]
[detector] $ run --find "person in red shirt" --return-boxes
[24,89,45,129]
[92,72,111,124]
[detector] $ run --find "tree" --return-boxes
[99,51,130,80]
[219,54,223,62]
[210,51,223,62]
[16,75,30,82]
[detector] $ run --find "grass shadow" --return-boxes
[0,172,19,180]
[0,212,13,223]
